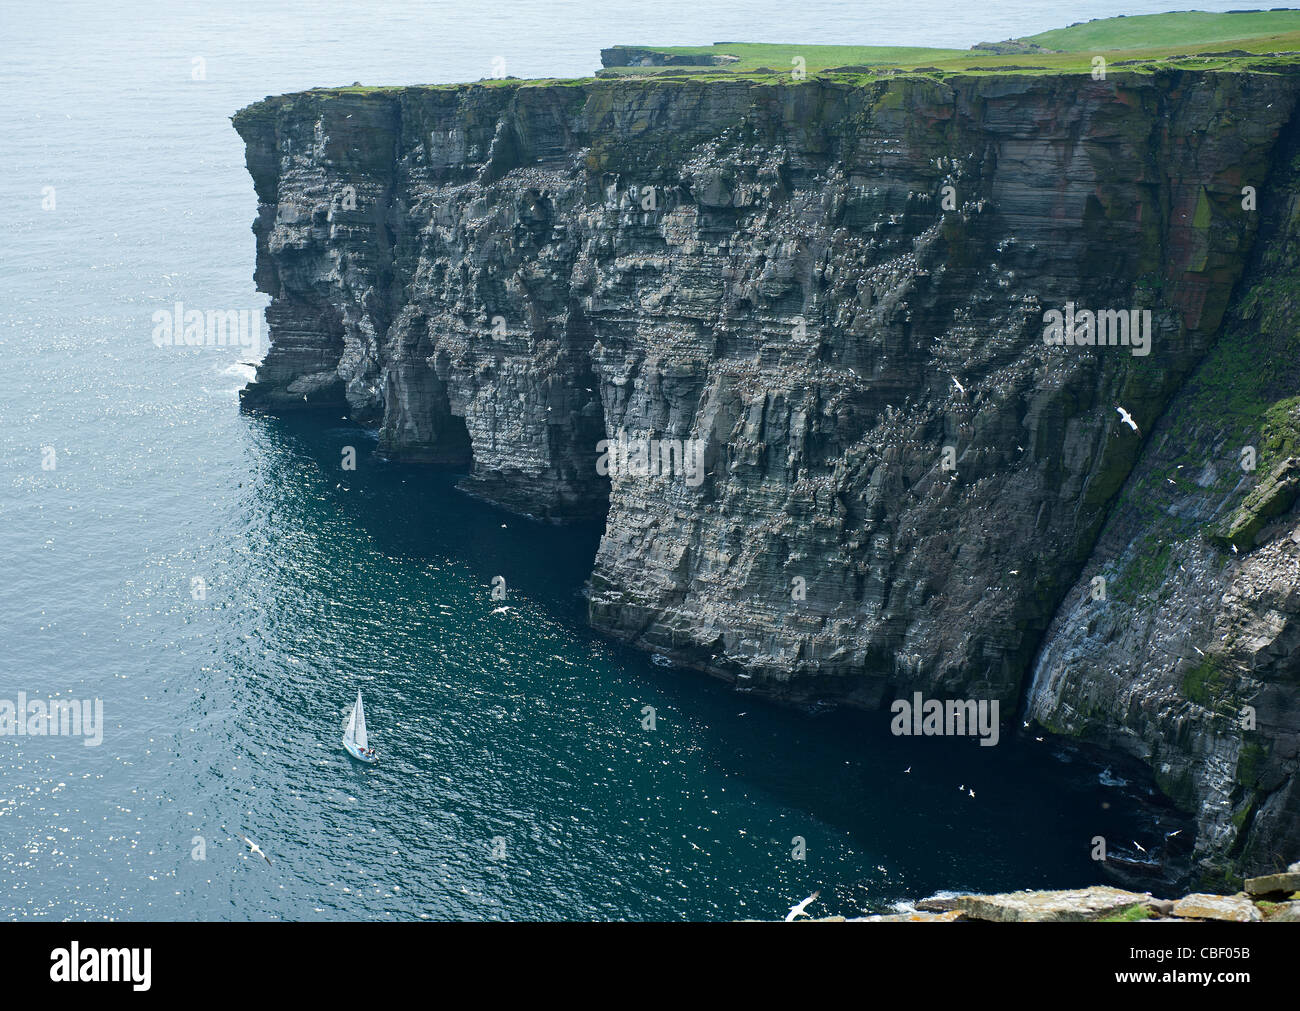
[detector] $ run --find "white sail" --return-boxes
[353,690,368,751]
[342,699,357,744]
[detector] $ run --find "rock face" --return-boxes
[957,885,1151,922]
[1244,870,1300,895]
[233,69,1300,877]
[1027,116,1300,884]
[1171,892,1263,922]
[809,882,1297,921]
[848,909,962,921]
[599,46,740,69]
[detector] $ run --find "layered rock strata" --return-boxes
[233,68,1300,876]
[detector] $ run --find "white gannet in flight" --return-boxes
[785,890,821,922]
[226,827,271,865]
[951,376,966,398]
[1115,406,1140,435]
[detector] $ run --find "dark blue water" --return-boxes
[0,0,1208,920]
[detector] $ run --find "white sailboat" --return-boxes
[342,690,378,764]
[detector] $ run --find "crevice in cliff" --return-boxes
[430,413,475,467]
[1020,88,1300,879]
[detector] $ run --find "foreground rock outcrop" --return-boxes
[814,878,1300,921]
[804,864,1300,920]
[233,63,1300,878]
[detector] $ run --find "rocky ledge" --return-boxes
[810,863,1300,921]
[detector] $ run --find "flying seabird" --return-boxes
[785,890,821,922]
[1115,406,1140,435]
[226,827,271,865]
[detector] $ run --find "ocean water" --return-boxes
[0,0,1214,920]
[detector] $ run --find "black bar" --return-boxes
[0,921,1287,997]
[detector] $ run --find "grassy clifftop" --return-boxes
[273,10,1300,101]
[597,10,1300,82]
[1024,9,1300,50]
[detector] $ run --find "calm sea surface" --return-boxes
[0,0,1210,919]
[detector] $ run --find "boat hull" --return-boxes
[343,738,378,764]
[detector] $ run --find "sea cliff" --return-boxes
[232,55,1300,882]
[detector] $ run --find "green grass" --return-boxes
[1237,741,1268,788]
[1024,10,1300,51]
[1262,397,1300,468]
[1098,903,1154,922]
[309,77,596,96]
[600,43,971,74]
[1183,655,1229,706]
[1112,535,1174,603]
[281,12,1300,99]
[594,12,1300,83]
